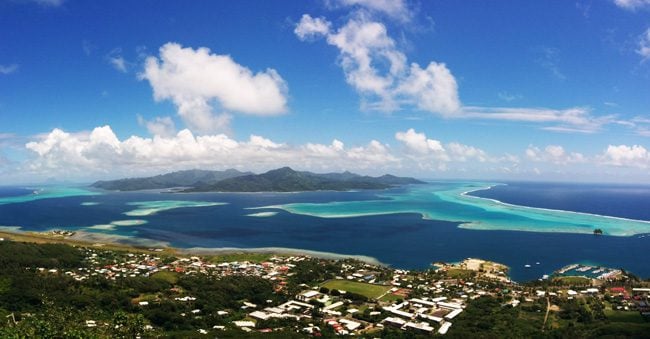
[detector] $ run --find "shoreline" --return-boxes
[0,229,385,267]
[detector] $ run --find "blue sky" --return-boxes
[1,0,650,183]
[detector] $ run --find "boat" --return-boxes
[524,264,531,268]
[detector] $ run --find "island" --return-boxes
[91,167,425,192]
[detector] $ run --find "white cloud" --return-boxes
[137,115,177,138]
[107,49,128,73]
[295,14,460,116]
[395,128,445,155]
[141,43,288,134]
[23,126,398,179]
[637,28,650,62]
[613,0,650,10]
[447,142,488,162]
[398,62,460,116]
[0,64,19,75]
[462,106,614,133]
[395,128,496,167]
[526,145,585,165]
[109,57,127,73]
[18,125,650,183]
[599,144,650,167]
[296,13,623,135]
[333,0,412,22]
[294,14,332,40]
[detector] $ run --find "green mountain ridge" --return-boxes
[91,169,251,191]
[92,167,424,192]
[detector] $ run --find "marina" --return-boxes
[555,264,622,280]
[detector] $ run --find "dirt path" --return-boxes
[542,297,550,331]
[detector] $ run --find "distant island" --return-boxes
[91,167,425,192]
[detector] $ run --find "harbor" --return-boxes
[555,263,622,280]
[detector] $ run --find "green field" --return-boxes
[605,309,647,324]
[446,268,475,280]
[553,276,591,285]
[379,293,405,302]
[151,271,179,284]
[321,279,391,299]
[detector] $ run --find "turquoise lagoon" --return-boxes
[0,186,98,205]
[264,182,650,236]
[1,181,650,281]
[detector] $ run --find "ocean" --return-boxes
[0,181,648,282]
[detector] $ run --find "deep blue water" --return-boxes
[470,182,650,221]
[0,186,32,198]
[0,183,649,282]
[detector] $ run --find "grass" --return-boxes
[553,276,591,286]
[151,271,179,284]
[446,268,475,280]
[206,252,274,263]
[320,279,391,299]
[379,293,405,302]
[605,309,647,324]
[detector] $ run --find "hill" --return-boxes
[92,167,424,192]
[91,169,250,191]
[185,167,424,192]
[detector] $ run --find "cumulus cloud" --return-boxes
[294,14,332,40]
[447,143,489,162]
[637,28,650,62]
[23,126,398,179]
[140,43,288,134]
[295,14,460,115]
[19,125,650,182]
[333,0,412,22]
[395,128,445,155]
[394,128,498,171]
[613,0,650,10]
[137,115,177,138]
[526,145,585,165]
[0,64,19,75]
[599,144,650,167]
[398,63,460,115]
[295,12,624,134]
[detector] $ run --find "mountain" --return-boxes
[186,167,424,192]
[92,167,424,192]
[91,169,250,191]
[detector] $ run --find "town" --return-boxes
[1,238,649,337]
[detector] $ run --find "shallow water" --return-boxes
[0,182,648,281]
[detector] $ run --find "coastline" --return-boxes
[0,229,385,267]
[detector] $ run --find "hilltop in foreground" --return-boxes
[92,167,424,192]
[0,236,649,338]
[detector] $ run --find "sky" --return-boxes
[1,0,650,184]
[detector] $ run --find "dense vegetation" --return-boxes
[92,166,423,192]
[0,241,286,337]
[186,167,424,192]
[1,241,649,338]
[91,169,250,191]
